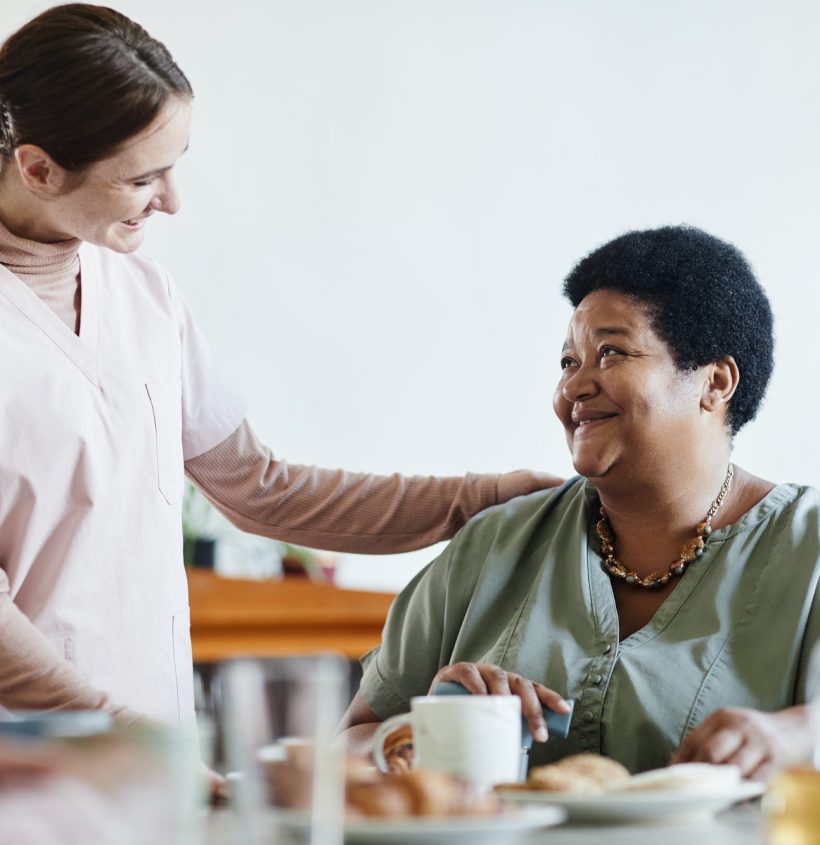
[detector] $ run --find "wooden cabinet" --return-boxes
[187,570,395,661]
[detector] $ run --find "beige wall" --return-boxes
[3,1,819,590]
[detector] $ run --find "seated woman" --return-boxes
[341,225,820,779]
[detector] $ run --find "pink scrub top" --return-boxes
[0,244,245,723]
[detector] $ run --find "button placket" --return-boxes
[575,645,618,754]
[581,502,622,756]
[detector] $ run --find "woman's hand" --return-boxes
[429,662,570,743]
[205,765,230,806]
[671,706,812,780]
[496,471,564,504]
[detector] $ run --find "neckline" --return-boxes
[581,478,801,648]
[0,243,99,384]
[582,478,797,540]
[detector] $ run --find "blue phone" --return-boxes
[434,680,574,748]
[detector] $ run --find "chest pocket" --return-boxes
[145,380,183,506]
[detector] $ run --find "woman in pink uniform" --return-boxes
[0,4,559,727]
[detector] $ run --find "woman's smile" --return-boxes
[121,213,152,229]
[571,409,618,436]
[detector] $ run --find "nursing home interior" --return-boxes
[0,1,819,843]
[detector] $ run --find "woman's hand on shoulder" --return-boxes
[496,471,564,504]
[671,705,811,779]
[428,662,571,743]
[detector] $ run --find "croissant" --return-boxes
[347,769,500,818]
[381,724,414,774]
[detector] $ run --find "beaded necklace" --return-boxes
[595,464,734,589]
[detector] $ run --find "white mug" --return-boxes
[372,695,522,790]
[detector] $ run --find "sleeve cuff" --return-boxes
[359,648,411,719]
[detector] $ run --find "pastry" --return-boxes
[504,753,631,794]
[381,723,414,774]
[607,762,742,793]
[346,769,500,818]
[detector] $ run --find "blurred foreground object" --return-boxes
[220,655,349,845]
[767,643,820,845]
[767,768,820,845]
[0,713,202,845]
[345,768,500,819]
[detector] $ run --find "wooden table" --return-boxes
[187,570,396,662]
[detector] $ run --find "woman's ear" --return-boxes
[700,356,740,415]
[13,145,71,197]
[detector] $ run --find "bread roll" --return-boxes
[512,753,631,794]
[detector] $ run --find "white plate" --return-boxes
[279,806,565,844]
[496,781,765,823]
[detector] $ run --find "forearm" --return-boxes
[185,419,499,554]
[0,593,139,724]
[337,723,380,759]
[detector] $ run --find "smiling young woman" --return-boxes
[0,4,561,733]
[5,97,190,252]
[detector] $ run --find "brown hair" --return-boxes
[0,4,193,170]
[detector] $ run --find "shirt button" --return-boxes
[582,710,595,723]
[591,673,603,685]
[602,644,612,654]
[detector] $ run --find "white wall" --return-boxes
[4,1,820,591]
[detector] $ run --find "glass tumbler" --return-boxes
[767,643,820,845]
[219,655,348,845]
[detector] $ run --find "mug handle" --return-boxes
[372,713,412,774]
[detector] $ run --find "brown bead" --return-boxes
[596,519,614,543]
[595,483,729,590]
[680,537,705,563]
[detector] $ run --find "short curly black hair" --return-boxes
[562,225,774,435]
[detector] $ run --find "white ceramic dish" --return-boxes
[279,806,565,844]
[496,780,765,823]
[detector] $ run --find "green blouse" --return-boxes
[359,477,820,773]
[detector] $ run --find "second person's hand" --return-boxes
[496,471,564,504]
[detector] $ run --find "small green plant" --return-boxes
[180,482,328,578]
[280,543,321,578]
[181,482,219,566]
